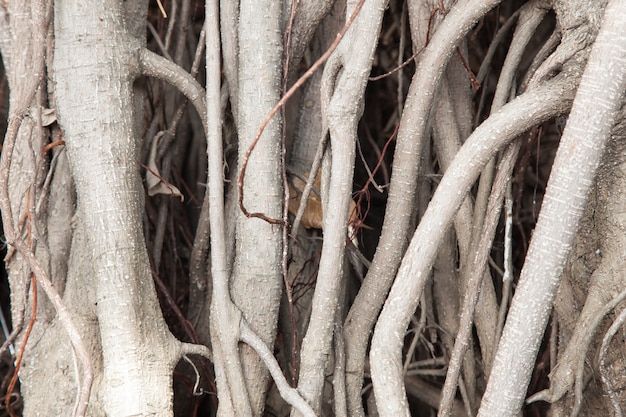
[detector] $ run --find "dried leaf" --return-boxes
[288,171,361,230]
[41,108,57,126]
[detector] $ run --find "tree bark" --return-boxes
[478,0,626,414]
[53,1,186,415]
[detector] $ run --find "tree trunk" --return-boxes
[53,1,185,415]
[2,1,626,416]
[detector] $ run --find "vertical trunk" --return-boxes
[229,0,284,414]
[53,1,182,415]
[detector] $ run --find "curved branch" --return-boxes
[599,304,626,417]
[370,75,575,417]
[1,123,94,417]
[343,0,503,414]
[438,141,519,417]
[527,288,626,408]
[239,321,317,417]
[286,0,335,76]
[180,342,212,362]
[478,0,626,413]
[138,47,207,135]
[457,0,547,381]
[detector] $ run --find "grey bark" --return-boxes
[228,0,284,415]
[54,1,181,414]
[370,74,575,417]
[478,0,626,414]
[544,131,626,415]
[293,1,388,414]
[285,0,335,79]
[344,1,502,415]
[47,1,213,415]
[5,1,626,416]
[0,2,96,416]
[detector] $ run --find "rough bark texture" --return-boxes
[478,0,625,414]
[3,1,80,415]
[3,1,626,416]
[293,1,388,414]
[552,127,626,416]
[53,1,182,415]
[228,1,284,415]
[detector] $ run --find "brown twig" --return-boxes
[5,272,36,417]
[456,47,480,91]
[370,1,461,83]
[0,118,92,417]
[40,138,65,155]
[151,263,199,343]
[426,1,447,44]
[5,190,38,417]
[352,123,399,233]
[140,162,184,201]
[368,49,421,81]
[429,3,480,91]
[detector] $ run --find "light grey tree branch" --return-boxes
[286,0,335,78]
[438,141,520,417]
[370,74,575,417]
[230,0,284,413]
[293,0,386,414]
[239,321,317,417]
[478,0,626,414]
[344,0,503,415]
[204,0,252,415]
[180,342,212,362]
[138,47,207,135]
[599,298,626,417]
